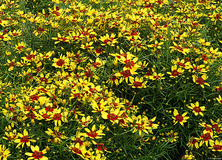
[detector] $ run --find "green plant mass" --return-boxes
[0,0,222,159]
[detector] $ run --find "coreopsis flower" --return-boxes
[199,131,215,147]
[52,55,69,68]
[91,99,108,113]
[216,95,222,104]
[115,68,137,83]
[166,130,179,143]
[92,140,111,153]
[198,38,210,46]
[172,109,189,126]
[169,42,190,55]
[38,73,53,84]
[69,143,86,159]
[52,33,69,44]
[51,108,69,127]
[0,32,11,41]
[171,58,191,69]
[181,150,195,160]
[187,137,199,149]
[119,54,140,70]
[210,119,221,133]
[106,73,119,86]
[37,108,52,121]
[81,42,94,50]
[129,77,147,88]
[7,59,16,71]
[79,116,93,127]
[84,124,105,139]
[199,122,213,133]
[192,74,210,88]
[45,127,67,143]
[101,108,123,124]
[25,145,48,160]
[14,129,36,148]
[33,26,48,37]
[190,64,208,74]
[167,65,184,78]
[132,115,157,136]
[209,11,222,24]
[15,41,27,53]
[129,39,146,52]
[0,144,11,160]
[3,129,17,142]
[209,140,222,151]
[148,40,164,49]
[149,72,165,80]
[9,30,22,37]
[94,47,105,57]
[91,58,105,69]
[99,33,118,46]
[187,101,206,116]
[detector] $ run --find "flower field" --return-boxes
[0,0,222,159]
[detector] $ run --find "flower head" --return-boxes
[25,145,48,160]
[172,109,189,126]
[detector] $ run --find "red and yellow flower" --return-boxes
[167,65,184,78]
[25,145,48,160]
[187,101,206,116]
[14,129,36,148]
[172,109,189,126]
[192,74,210,88]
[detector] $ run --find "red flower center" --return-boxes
[53,113,62,120]
[87,131,98,138]
[56,59,65,67]
[42,113,50,119]
[193,106,201,113]
[133,82,142,88]
[17,46,24,51]
[213,145,222,151]
[21,136,29,143]
[32,151,43,159]
[196,77,205,85]
[121,70,131,78]
[107,113,118,121]
[171,70,180,77]
[201,133,211,141]
[124,60,135,69]
[190,138,197,144]
[175,115,183,122]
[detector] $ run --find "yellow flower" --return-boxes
[167,65,184,78]
[149,72,165,80]
[187,137,199,149]
[172,109,189,126]
[15,41,27,53]
[0,144,11,160]
[99,33,118,46]
[132,115,158,136]
[52,33,69,44]
[25,145,48,160]
[52,55,69,68]
[45,127,67,143]
[192,74,210,88]
[169,42,190,55]
[129,77,147,88]
[166,130,179,143]
[51,108,69,127]
[209,140,222,152]
[216,95,222,105]
[187,101,206,116]
[84,125,105,139]
[14,129,36,148]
